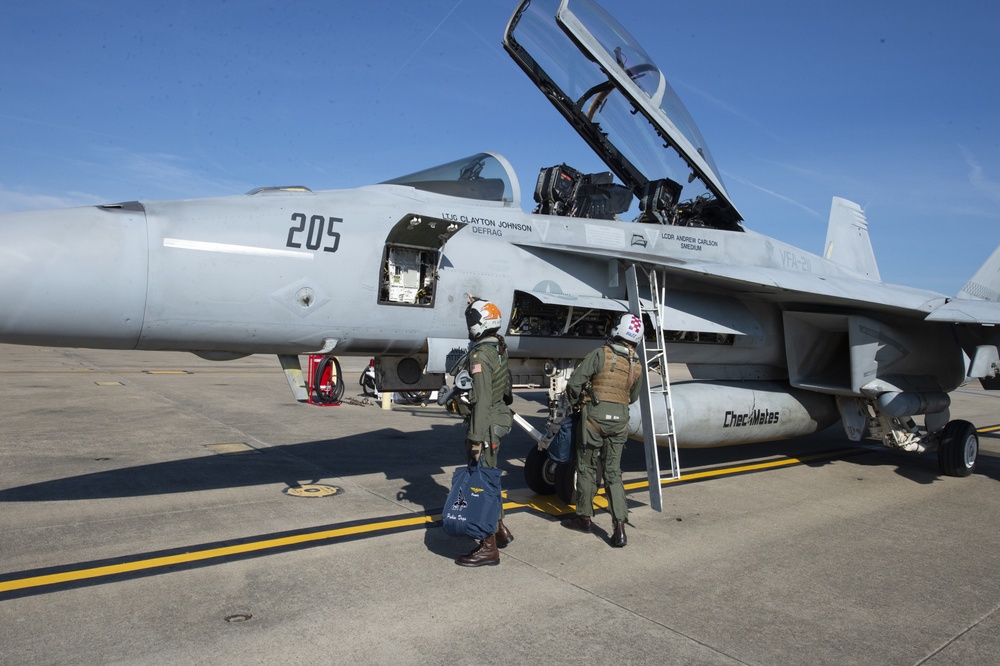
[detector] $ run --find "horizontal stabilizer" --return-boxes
[926,244,1000,324]
[823,197,880,280]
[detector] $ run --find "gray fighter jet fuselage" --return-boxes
[1,0,998,489]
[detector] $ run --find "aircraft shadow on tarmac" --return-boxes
[851,443,1000,485]
[0,419,816,503]
[2,412,993,529]
[0,423,476,506]
[3,413,995,567]
[4,417,987,506]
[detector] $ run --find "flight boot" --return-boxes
[455,535,500,567]
[495,519,514,548]
[562,514,592,533]
[612,519,627,547]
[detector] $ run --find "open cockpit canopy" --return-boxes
[504,0,743,229]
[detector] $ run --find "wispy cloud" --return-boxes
[86,147,247,199]
[672,79,791,146]
[388,0,466,83]
[724,171,823,219]
[0,148,246,213]
[962,146,1000,204]
[0,186,105,213]
[113,151,210,192]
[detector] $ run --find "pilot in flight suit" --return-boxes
[454,296,513,567]
[563,313,644,547]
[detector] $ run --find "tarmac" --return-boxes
[1,344,998,665]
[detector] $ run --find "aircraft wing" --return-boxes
[512,228,946,316]
[925,299,1000,325]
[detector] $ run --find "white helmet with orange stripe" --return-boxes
[465,297,503,339]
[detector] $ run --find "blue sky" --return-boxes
[1,0,998,295]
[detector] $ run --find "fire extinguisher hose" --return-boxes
[312,355,345,404]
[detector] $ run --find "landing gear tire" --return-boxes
[524,446,557,495]
[554,461,576,504]
[938,419,978,477]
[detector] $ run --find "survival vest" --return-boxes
[590,344,641,405]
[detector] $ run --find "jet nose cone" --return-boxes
[0,204,148,348]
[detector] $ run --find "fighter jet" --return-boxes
[1,0,998,506]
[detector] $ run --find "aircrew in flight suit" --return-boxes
[454,296,514,567]
[562,313,644,547]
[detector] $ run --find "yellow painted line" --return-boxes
[0,514,437,595]
[632,447,865,490]
[978,425,1000,433]
[0,446,860,595]
[500,448,865,515]
[205,442,257,455]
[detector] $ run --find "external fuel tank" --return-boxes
[629,381,841,448]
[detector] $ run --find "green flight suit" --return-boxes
[462,335,512,523]
[565,341,642,521]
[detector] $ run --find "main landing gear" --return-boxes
[524,446,581,503]
[937,419,979,477]
[852,396,980,478]
[524,446,558,496]
[524,444,602,504]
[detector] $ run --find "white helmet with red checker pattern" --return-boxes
[612,313,643,345]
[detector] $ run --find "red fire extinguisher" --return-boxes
[307,354,343,405]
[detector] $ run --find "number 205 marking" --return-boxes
[286,213,342,252]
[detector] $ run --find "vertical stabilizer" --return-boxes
[823,197,881,281]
